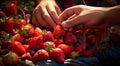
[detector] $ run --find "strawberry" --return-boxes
[54,39,64,47]
[3,3,17,16]
[75,42,86,53]
[11,0,19,6]
[43,31,54,42]
[10,41,26,55]
[74,29,84,39]
[12,33,25,43]
[14,19,27,29]
[34,27,43,37]
[23,44,31,52]
[28,35,43,49]
[42,41,55,52]
[50,48,65,64]
[0,18,15,34]
[85,28,96,36]
[57,44,74,56]
[0,11,6,18]
[19,24,35,37]
[32,49,49,62]
[69,51,79,59]
[87,35,100,45]
[53,25,66,39]
[2,51,19,66]
[22,52,32,60]
[95,29,106,38]
[82,50,93,57]
[64,32,77,45]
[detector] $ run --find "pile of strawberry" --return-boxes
[0,0,120,66]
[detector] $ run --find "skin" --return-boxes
[32,0,61,29]
[59,5,120,30]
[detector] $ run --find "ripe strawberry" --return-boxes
[42,41,55,52]
[0,18,15,34]
[13,33,25,43]
[85,28,96,36]
[3,3,17,16]
[10,41,26,55]
[87,35,100,45]
[64,32,77,45]
[74,29,84,39]
[57,44,74,56]
[32,49,49,62]
[69,51,79,59]
[11,0,19,6]
[0,11,6,17]
[50,48,65,64]
[28,35,43,49]
[14,19,27,29]
[23,44,31,52]
[22,52,32,60]
[34,27,43,37]
[53,25,66,39]
[82,50,93,57]
[19,24,35,37]
[54,39,64,47]
[43,31,54,42]
[75,42,86,53]
[95,29,106,38]
[2,51,19,66]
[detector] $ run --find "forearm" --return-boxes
[105,5,120,26]
[35,0,55,4]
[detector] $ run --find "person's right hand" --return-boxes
[59,5,108,30]
[32,0,61,29]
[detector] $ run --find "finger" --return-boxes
[35,8,50,28]
[59,8,75,22]
[39,6,56,28]
[55,5,61,15]
[46,4,59,24]
[61,15,85,29]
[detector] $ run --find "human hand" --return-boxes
[32,0,61,29]
[59,5,107,30]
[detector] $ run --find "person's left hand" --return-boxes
[32,0,61,29]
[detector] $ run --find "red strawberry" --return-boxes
[95,29,106,38]
[43,31,54,42]
[57,44,74,56]
[53,25,66,39]
[28,35,43,49]
[87,35,100,45]
[50,48,65,63]
[22,52,32,60]
[13,33,25,43]
[75,42,86,53]
[11,0,19,6]
[69,51,79,59]
[42,41,55,52]
[54,39,64,47]
[23,45,31,52]
[74,29,84,39]
[82,50,93,57]
[0,11,6,17]
[0,18,15,34]
[34,27,43,37]
[10,41,26,55]
[14,19,27,29]
[20,24,35,37]
[85,28,96,36]
[3,3,17,16]
[32,49,49,62]
[2,51,19,66]
[64,32,77,45]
